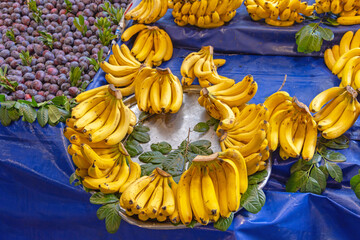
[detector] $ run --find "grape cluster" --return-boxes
[0,0,130,102]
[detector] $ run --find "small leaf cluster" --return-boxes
[286,136,347,194]
[99,28,117,46]
[73,15,88,37]
[124,123,151,157]
[19,50,33,66]
[28,0,43,23]
[139,139,213,183]
[193,117,220,133]
[5,29,15,41]
[38,31,55,49]
[70,66,85,89]
[87,48,105,72]
[102,1,125,25]
[64,0,72,14]
[0,66,18,92]
[240,170,268,214]
[296,22,334,53]
[0,95,74,127]
[350,170,360,199]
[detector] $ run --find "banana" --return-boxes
[181,52,203,78]
[212,163,231,218]
[161,178,176,216]
[332,45,340,61]
[82,98,113,135]
[71,93,107,119]
[351,29,360,49]
[324,48,336,71]
[75,85,108,103]
[160,29,173,61]
[121,44,141,66]
[220,159,241,212]
[208,94,235,130]
[100,156,130,193]
[337,16,360,25]
[121,24,148,42]
[177,166,194,225]
[82,162,121,189]
[136,31,155,62]
[201,167,220,217]
[332,48,360,74]
[134,175,161,211]
[112,44,140,67]
[146,177,164,218]
[87,161,112,178]
[341,56,360,87]
[120,174,156,209]
[293,116,306,154]
[279,115,300,158]
[160,75,173,113]
[74,101,107,130]
[131,29,151,56]
[149,76,162,114]
[340,31,354,56]
[309,87,346,113]
[314,91,347,122]
[72,153,91,169]
[318,96,350,131]
[137,74,158,112]
[190,166,209,225]
[302,117,317,161]
[100,61,140,78]
[105,71,138,87]
[120,156,142,193]
[81,144,119,169]
[75,168,88,178]
[169,75,184,113]
[152,31,167,63]
[105,103,131,145]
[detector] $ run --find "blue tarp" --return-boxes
[1,5,360,240]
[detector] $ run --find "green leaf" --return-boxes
[302,177,322,195]
[325,18,340,26]
[69,172,77,184]
[51,96,67,106]
[290,159,307,174]
[186,219,198,228]
[248,170,268,185]
[97,205,110,220]
[354,183,360,199]
[138,151,165,163]
[285,170,308,192]
[319,165,329,180]
[131,131,150,143]
[190,140,211,149]
[0,101,16,109]
[214,212,234,231]
[141,163,162,176]
[318,26,334,41]
[240,185,263,214]
[134,124,150,132]
[333,135,349,145]
[350,174,360,191]
[206,117,219,126]
[151,141,172,154]
[20,103,36,123]
[162,150,185,176]
[193,122,209,132]
[105,203,121,234]
[0,95,5,102]
[189,143,213,155]
[319,148,346,162]
[325,162,343,183]
[307,153,322,165]
[125,139,143,157]
[310,167,327,192]
[48,105,62,124]
[185,152,198,165]
[258,189,266,206]
[7,108,20,121]
[37,106,49,127]
[90,192,119,205]
[214,120,219,131]
[139,111,151,121]
[172,175,181,184]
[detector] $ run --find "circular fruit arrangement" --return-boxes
[0,0,129,103]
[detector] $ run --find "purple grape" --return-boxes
[24,73,35,81]
[42,83,51,91]
[25,89,37,96]
[14,90,25,99]
[48,84,59,94]
[56,90,64,96]
[32,80,43,91]
[47,67,58,76]
[21,16,30,25]
[21,67,33,74]
[68,86,79,96]
[46,94,55,101]
[34,94,45,103]
[61,83,70,91]
[35,71,46,81]
[16,83,27,91]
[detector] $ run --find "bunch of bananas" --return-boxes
[324,29,360,90]
[310,85,360,139]
[120,168,179,223]
[177,150,247,225]
[315,0,360,25]
[135,67,184,114]
[70,84,136,145]
[170,0,243,28]
[264,91,318,161]
[100,44,146,97]
[181,46,233,87]
[199,74,258,108]
[244,0,314,27]
[121,24,173,66]
[124,0,168,24]
[216,103,269,175]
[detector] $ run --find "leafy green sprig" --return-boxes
[350,170,360,199]
[99,28,117,46]
[102,1,125,25]
[0,66,18,92]
[28,0,43,23]
[74,15,88,36]
[95,17,112,31]
[64,0,72,14]
[19,51,33,66]
[5,29,15,41]
[38,31,55,49]
[0,95,75,127]
[87,48,105,72]
[286,135,348,194]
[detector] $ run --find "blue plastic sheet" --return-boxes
[2,6,360,240]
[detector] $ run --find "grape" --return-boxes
[34,94,45,103]
[16,83,27,91]
[74,39,82,46]
[74,31,82,39]
[32,80,43,91]
[46,94,55,101]
[10,59,21,69]
[4,41,15,49]
[35,71,46,81]
[25,89,37,96]
[21,67,33,74]
[68,86,79,96]
[47,67,58,76]
[64,37,74,45]
[24,73,35,81]
[70,61,79,68]
[34,44,44,56]
[44,52,55,61]
[61,83,70,91]
[11,51,19,59]
[56,90,64,96]
[14,90,25,100]
[49,84,59,94]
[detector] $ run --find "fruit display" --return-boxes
[120,24,173,67]
[315,0,360,25]
[120,168,178,222]
[176,150,247,225]
[68,84,136,145]
[310,86,360,139]
[135,67,184,114]
[169,0,244,28]
[181,46,234,87]
[264,91,318,161]
[244,0,314,26]
[0,0,128,102]
[124,0,169,24]
[324,29,360,90]
[216,103,269,175]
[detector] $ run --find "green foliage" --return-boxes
[19,51,33,66]
[0,66,18,92]
[64,0,72,14]
[102,1,125,25]
[5,29,15,41]
[70,67,84,88]
[87,48,105,72]
[38,31,55,49]
[95,17,112,30]
[28,0,43,23]
[99,28,117,46]
[73,15,88,36]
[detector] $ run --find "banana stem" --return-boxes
[277,74,287,92]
